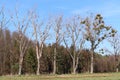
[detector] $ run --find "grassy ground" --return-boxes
[0,73,120,80]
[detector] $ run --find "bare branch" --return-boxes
[63,37,74,60]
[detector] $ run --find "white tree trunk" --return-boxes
[116,68,119,72]
[36,57,40,75]
[53,47,56,74]
[90,50,94,74]
[18,54,23,75]
[72,59,76,74]
[36,43,40,75]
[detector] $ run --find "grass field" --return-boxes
[0,73,120,80]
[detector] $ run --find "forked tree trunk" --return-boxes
[72,49,77,74]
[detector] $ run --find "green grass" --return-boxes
[0,73,120,80]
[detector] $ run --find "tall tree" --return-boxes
[0,7,9,36]
[0,29,5,75]
[10,32,20,74]
[81,14,117,73]
[11,9,30,75]
[107,34,120,72]
[63,16,85,74]
[30,11,50,75]
[4,30,12,74]
[23,46,37,74]
[0,7,9,75]
[52,15,63,74]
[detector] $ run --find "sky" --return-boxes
[0,0,120,54]
[0,0,120,32]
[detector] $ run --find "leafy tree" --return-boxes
[11,32,20,74]
[41,44,53,73]
[0,30,5,75]
[81,14,117,73]
[4,30,12,74]
[23,47,37,74]
[53,45,71,74]
[78,49,91,73]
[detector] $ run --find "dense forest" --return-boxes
[0,7,119,75]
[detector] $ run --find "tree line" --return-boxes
[0,7,119,75]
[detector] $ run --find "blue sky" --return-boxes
[0,0,120,32]
[0,0,120,54]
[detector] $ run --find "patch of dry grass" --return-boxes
[0,73,120,80]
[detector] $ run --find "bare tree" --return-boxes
[107,34,120,72]
[63,16,85,74]
[0,7,9,75]
[0,7,9,37]
[52,15,63,74]
[11,9,30,75]
[81,14,117,73]
[30,11,50,75]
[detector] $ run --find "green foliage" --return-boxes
[81,14,117,50]
[78,49,91,73]
[11,63,19,74]
[57,46,71,74]
[23,47,37,74]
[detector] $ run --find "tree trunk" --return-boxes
[36,57,40,75]
[115,54,119,72]
[10,53,13,75]
[72,57,76,74]
[53,47,56,74]
[116,68,119,72]
[116,58,119,72]
[90,49,94,74]
[73,68,76,74]
[36,42,40,75]
[18,54,23,75]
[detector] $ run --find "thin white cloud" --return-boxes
[71,7,91,15]
[71,1,120,18]
[99,2,120,18]
[56,6,68,10]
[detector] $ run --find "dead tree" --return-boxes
[52,15,63,74]
[107,34,120,72]
[11,9,30,75]
[63,16,85,74]
[0,7,9,37]
[30,11,50,75]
